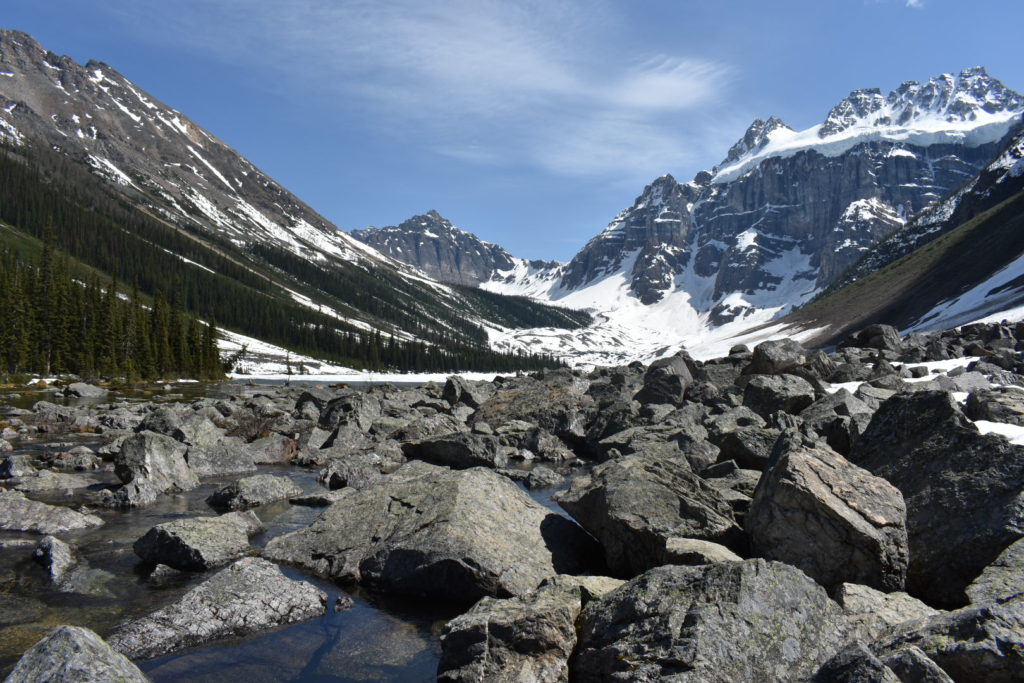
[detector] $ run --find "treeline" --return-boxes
[0,241,224,381]
[0,143,566,373]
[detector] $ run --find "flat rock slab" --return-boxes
[573,559,849,682]
[133,511,263,571]
[556,454,743,577]
[0,491,103,534]
[263,461,601,601]
[107,557,326,661]
[206,474,302,510]
[746,445,908,592]
[5,625,147,683]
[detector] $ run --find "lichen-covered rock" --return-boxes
[836,582,942,642]
[442,376,496,409]
[746,338,808,375]
[263,461,600,601]
[573,560,849,682]
[848,391,1024,607]
[5,625,147,683]
[133,511,263,571]
[107,557,326,660]
[437,577,584,682]
[206,474,302,510]
[32,536,75,583]
[746,446,908,592]
[743,374,816,418]
[108,430,198,507]
[247,434,297,464]
[633,352,693,405]
[966,537,1024,604]
[0,491,103,534]
[555,454,744,577]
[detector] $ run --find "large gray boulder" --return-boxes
[746,445,908,592]
[964,387,1024,426]
[746,338,808,375]
[107,557,326,661]
[63,382,108,399]
[442,376,496,409]
[743,374,816,418]
[108,430,198,507]
[0,491,103,534]
[836,582,942,643]
[437,577,589,683]
[848,391,1024,607]
[401,432,509,469]
[263,461,600,601]
[133,511,263,571]
[633,352,693,405]
[247,434,297,464]
[966,537,1024,604]
[206,474,302,510]
[0,455,36,479]
[555,454,744,577]
[4,625,147,683]
[573,560,850,682]
[185,437,256,477]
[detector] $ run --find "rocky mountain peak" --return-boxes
[819,88,887,137]
[723,116,794,165]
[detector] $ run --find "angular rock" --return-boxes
[836,582,942,642]
[743,374,816,418]
[185,437,256,477]
[746,338,808,375]
[964,387,1024,426]
[813,641,901,683]
[437,577,583,683]
[841,324,904,353]
[555,454,744,577]
[263,461,600,601]
[848,391,1024,607]
[33,536,75,584]
[5,625,147,683]
[0,455,36,479]
[966,537,1024,604]
[401,432,509,469]
[574,560,849,682]
[109,430,198,507]
[107,557,326,660]
[746,446,908,592]
[0,491,103,534]
[317,457,386,491]
[442,376,496,409]
[133,511,263,571]
[525,465,563,490]
[717,426,780,470]
[206,474,302,510]
[247,434,297,464]
[663,537,742,565]
[634,352,694,405]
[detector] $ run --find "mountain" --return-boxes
[352,210,558,286]
[778,126,1024,345]
[0,29,588,373]
[363,68,1023,363]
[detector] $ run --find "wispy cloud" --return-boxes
[906,0,925,7]
[98,0,735,181]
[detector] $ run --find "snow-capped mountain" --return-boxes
[352,210,558,286]
[0,29,587,370]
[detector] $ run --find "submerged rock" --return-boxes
[107,557,326,661]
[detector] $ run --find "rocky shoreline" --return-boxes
[1,321,1023,681]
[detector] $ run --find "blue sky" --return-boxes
[6,0,1024,260]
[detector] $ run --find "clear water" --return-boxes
[0,382,575,680]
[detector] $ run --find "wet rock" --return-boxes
[438,577,584,683]
[848,391,1024,607]
[743,374,816,418]
[133,511,263,571]
[247,434,297,464]
[555,454,744,577]
[0,455,36,479]
[63,383,109,399]
[108,430,198,507]
[836,582,942,642]
[0,491,103,534]
[263,461,600,601]
[746,338,808,375]
[525,465,563,490]
[5,625,147,683]
[633,351,694,405]
[32,535,75,583]
[401,432,509,469]
[746,445,908,592]
[108,557,326,660]
[966,537,1024,604]
[574,560,849,682]
[206,474,302,510]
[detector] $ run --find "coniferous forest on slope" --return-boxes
[0,142,584,378]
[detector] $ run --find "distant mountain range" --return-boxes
[354,68,1024,363]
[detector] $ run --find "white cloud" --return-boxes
[98,0,735,181]
[906,0,925,7]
